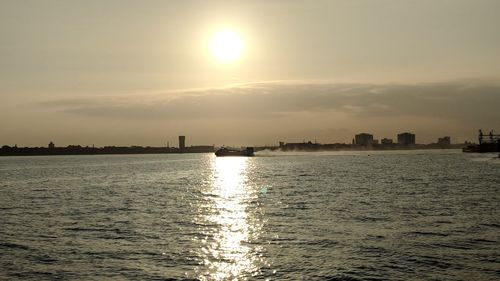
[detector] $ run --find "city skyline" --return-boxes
[1,130,468,150]
[1,131,465,157]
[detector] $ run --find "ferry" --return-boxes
[462,129,500,153]
[215,147,255,157]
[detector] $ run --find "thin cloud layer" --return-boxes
[44,79,500,124]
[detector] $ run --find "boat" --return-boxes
[215,147,255,157]
[463,129,500,153]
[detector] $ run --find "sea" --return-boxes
[0,150,499,280]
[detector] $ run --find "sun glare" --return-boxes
[209,30,243,63]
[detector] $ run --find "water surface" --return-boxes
[1,150,499,280]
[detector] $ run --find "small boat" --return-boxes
[215,147,255,157]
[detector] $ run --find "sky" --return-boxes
[1,0,500,147]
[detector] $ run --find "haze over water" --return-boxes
[1,150,499,280]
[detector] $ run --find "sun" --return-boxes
[209,29,243,63]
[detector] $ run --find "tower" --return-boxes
[179,136,185,150]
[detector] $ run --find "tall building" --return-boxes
[397,132,416,145]
[48,142,55,149]
[179,135,186,150]
[354,133,374,146]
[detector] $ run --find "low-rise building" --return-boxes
[381,138,393,145]
[438,136,451,146]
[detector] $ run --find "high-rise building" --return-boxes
[397,132,416,145]
[179,135,186,150]
[354,133,374,146]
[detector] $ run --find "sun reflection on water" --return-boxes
[195,156,265,280]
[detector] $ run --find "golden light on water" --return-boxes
[195,156,265,280]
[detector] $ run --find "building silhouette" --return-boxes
[354,133,374,146]
[438,136,451,146]
[397,132,416,145]
[176,135,215,153]
[179,135,185,150]
[381,138,393,145]
[279,141,320,151]
[48,142,55,149]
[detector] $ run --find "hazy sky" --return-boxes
[1,0,499,146]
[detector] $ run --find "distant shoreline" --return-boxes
[0,144,467,157]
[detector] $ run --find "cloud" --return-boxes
[42,79,500,125]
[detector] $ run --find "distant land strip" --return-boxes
[0,143,467,157]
